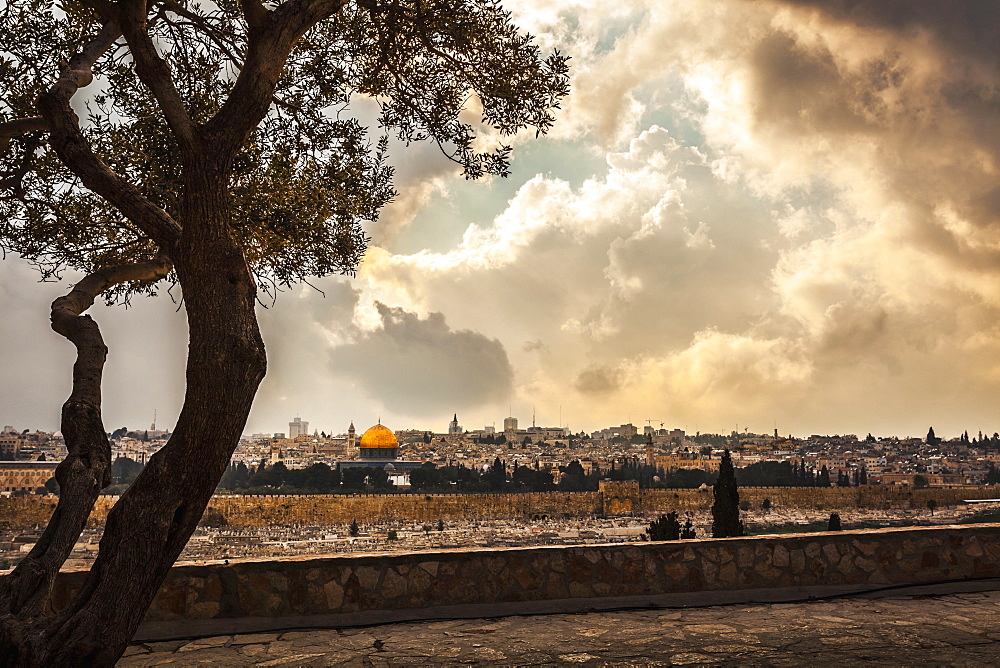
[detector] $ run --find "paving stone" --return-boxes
[177,635,231,651]
[230,633,281,646]
[239,644,269,657]
[139,640,188,653]
[558,652,600,662]
[254,652,328,666]
[668,651,716,664]
[121,587,1000,666]
[683,623,736,634]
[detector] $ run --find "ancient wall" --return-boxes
[598,480,641,515]
[643,485,991,513]
[0,462,58,494]
[1,486,996,530]
[206,492,604,526]
[47,524,1000,636]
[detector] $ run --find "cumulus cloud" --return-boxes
[347,0,1000,435]
[329,302,514,417]
[5,0,1000,438]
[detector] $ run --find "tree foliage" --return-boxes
[646,512,696,541]
[817,465,831,487]
[0,0,569,300]
[647,512,681,541]
[986,464,1000,485]
[109,456,143,485]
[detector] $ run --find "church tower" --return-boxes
[448,413,462,435]
[347,422,356,456]
[645,433,655,468]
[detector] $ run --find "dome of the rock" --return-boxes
[360,424,397,449]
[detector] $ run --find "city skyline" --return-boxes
[3,1,1000,438]
[4,411,992,444]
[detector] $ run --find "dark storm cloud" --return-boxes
[775,0,1000,68]
[740,0,1000,266]
[329,302,514,415]
[764,1,1000,187]
[748,30,893,135]
[573,364,623,396]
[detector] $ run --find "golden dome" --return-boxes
[360,424,397,449]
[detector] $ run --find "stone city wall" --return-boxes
[1,485,996,530]
[47,524,1000,634]
[643,485,992,513]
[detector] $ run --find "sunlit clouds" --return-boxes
[2,0,999,437]
[344,0,1000,436]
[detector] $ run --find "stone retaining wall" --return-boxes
[4,485,994,530]
[50,524,1000,637]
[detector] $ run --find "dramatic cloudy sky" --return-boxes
[3,0,1000,438]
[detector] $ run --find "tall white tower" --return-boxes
[289,416,308,438]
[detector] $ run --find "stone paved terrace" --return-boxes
[121,581,1000,666]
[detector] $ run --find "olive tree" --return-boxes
[0,0,567,663]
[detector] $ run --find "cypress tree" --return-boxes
[235,461,250,488]
[711,449,744,538]
[828,512,842,531]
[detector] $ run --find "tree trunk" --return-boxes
[0,257,172,666]
[12,164,267,666]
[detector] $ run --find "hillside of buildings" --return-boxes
[5,412,1000,571]
[4,418,1000,497]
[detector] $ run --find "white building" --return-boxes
[288,416,309,439]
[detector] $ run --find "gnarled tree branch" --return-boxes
[240,0,268,31]
[0,253,172,627]
[0,117,48,151]
[204,0,347,156]
[35,19,182,248]
[118,0,196,147]
[0,136,42,196]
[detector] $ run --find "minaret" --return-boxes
[347,421,356,455]
[645,433,655,468]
